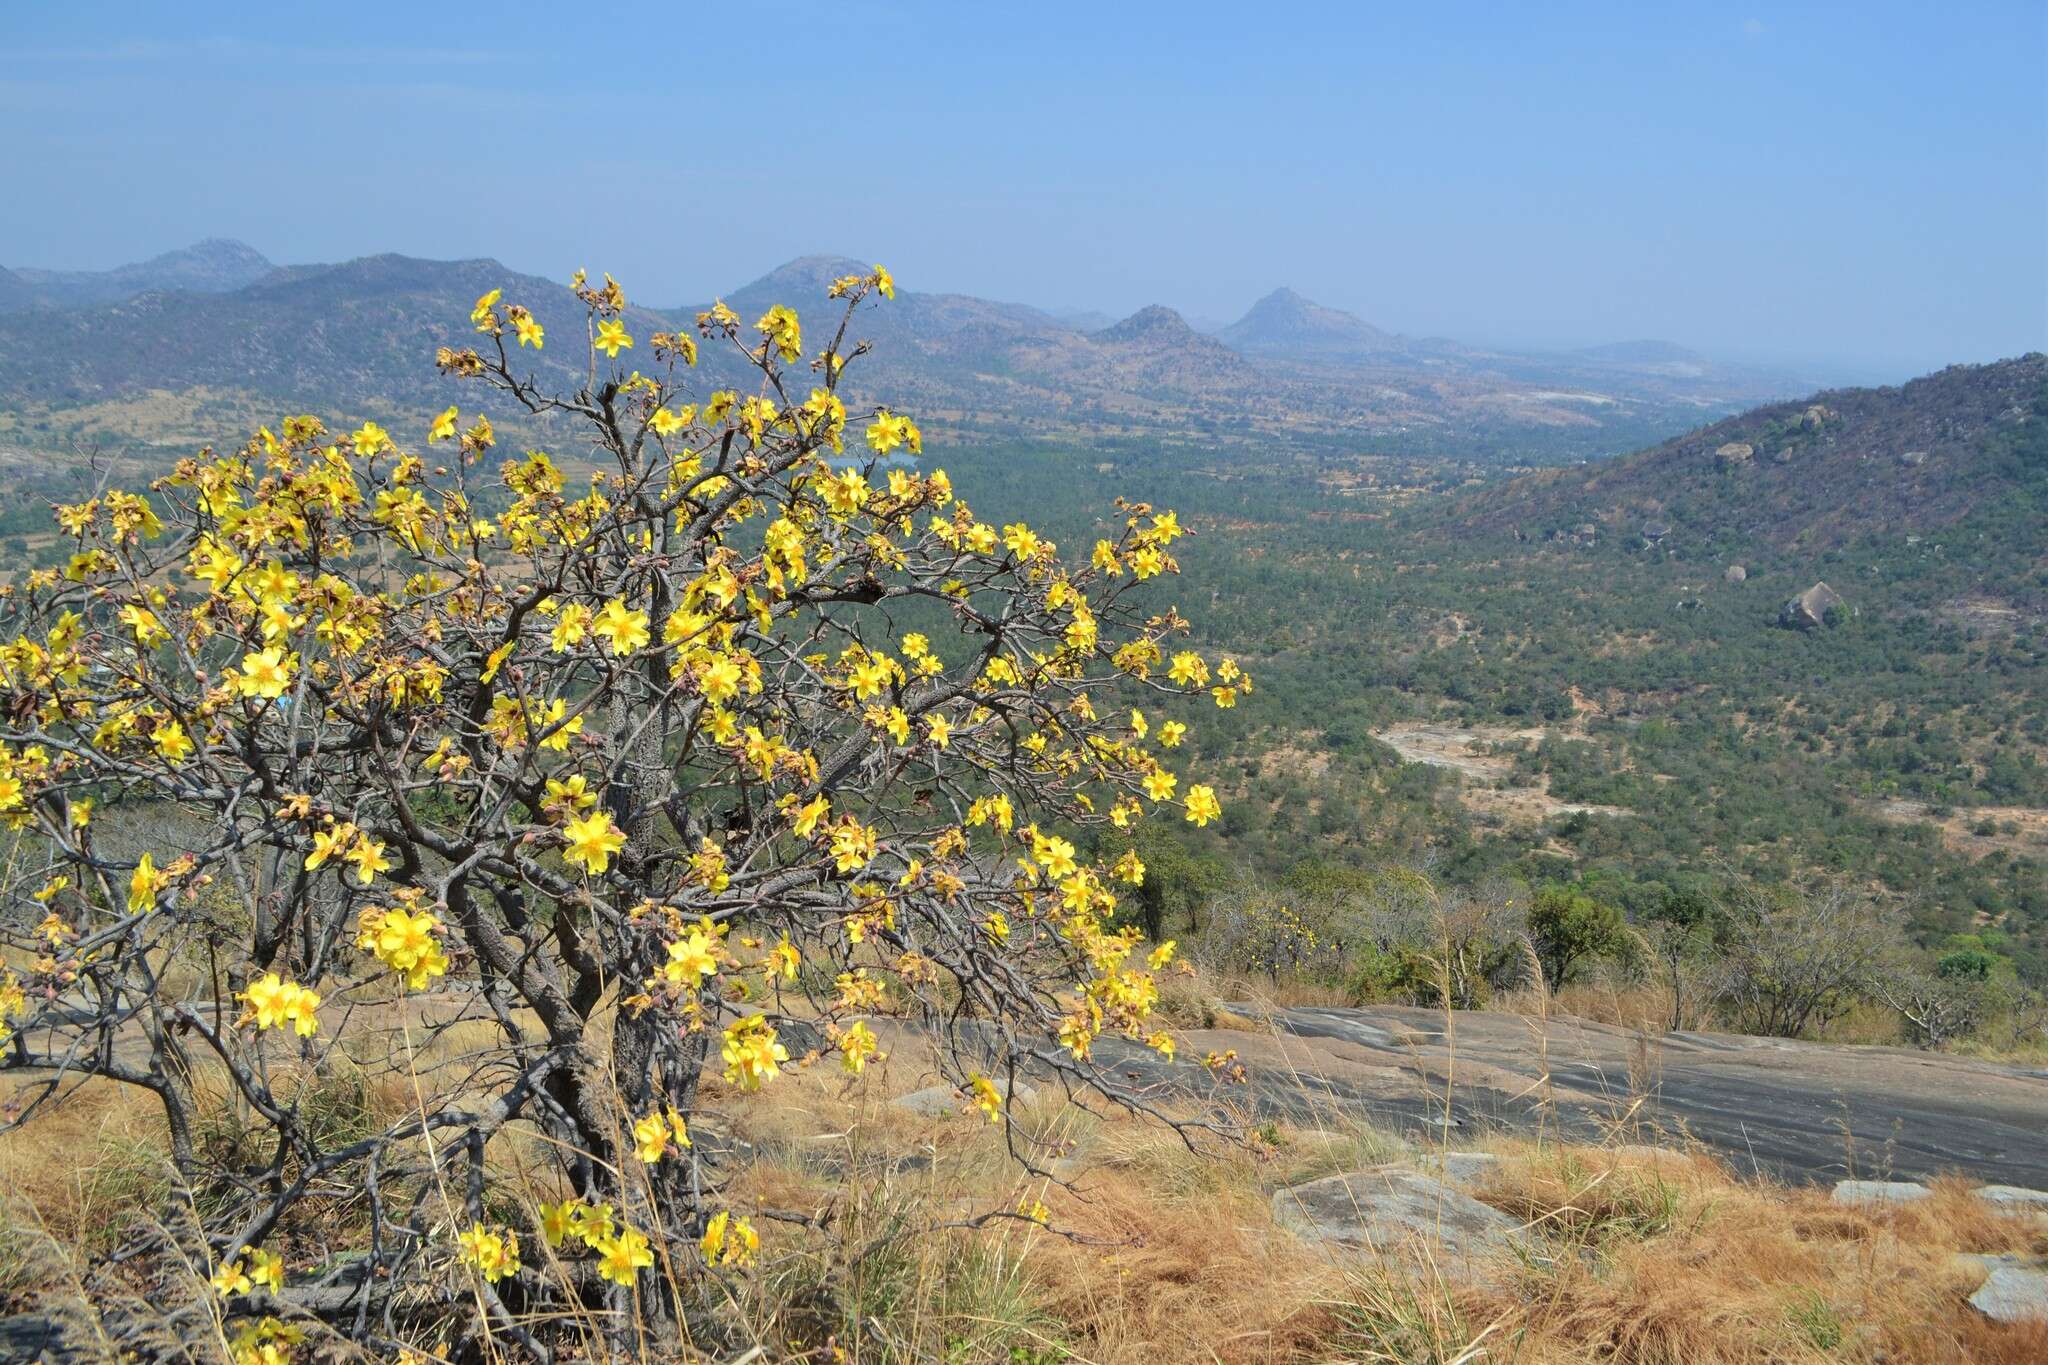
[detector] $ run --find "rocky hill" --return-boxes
[1447,354,2048,551]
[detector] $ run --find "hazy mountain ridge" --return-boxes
[0,242,1819,461]
[4,238,274,310]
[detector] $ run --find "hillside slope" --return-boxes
[1448,354,2048,551]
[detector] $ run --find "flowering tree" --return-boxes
[0,266,1245,1353]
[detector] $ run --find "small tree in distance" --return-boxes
[0,266,1245,1352]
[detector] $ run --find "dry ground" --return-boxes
[0,1000,2044,1363]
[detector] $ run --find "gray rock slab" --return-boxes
[1976,1184,2048,1211]
[1273,1166,1528,1271]
[1432,1151,1504,1189]
[892,1078,1035,1118]
[1968,1265,2048,1324]
[1830,1179,1931,1207]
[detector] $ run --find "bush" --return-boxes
[0,267,1241,1354]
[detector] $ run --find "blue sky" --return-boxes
[1,2,2041,376]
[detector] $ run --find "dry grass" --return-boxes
[0,1011,2043,1363]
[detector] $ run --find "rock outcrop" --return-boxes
[1273,1166,1529,1275]
[1781,581,1846,631]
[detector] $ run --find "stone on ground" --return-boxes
[1975,1184,2048,1211]
[892,1078,1035,1117]
[1830,1179,1931,1207]
[1273,1166,1528,1273]
[1967,1265,2048,1324]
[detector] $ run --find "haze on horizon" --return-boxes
[1,1,2041,381]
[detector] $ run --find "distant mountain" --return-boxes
[0,252,669,409]
[1219,287,1397,360]
[1448,354,2048,551]
[0,243,1818,464]
[4,239,275,312]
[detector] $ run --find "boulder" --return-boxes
[1724,564,1747,583]
[1976,1184,2048,1212]
[892,1078,1035,1118]
[1830,1179,1931,1207]
[1641,520,1672,544]
[1714,441,1754,467]
[1780,581,1846,631]
[1900,449,1929,466]
[1273,1166,1528,1272]
[1799,404,1836,429]
[1968,1265,2048,1324]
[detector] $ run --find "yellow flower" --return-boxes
[343,835,391,885]
[1143,769,1178,802]
[967,1074,1003,1123]
[360,906,449,989]
[562,812,626,876]
[594,319,634,358]
[925,713,952,747]
[247,1249,285,1292]
[152,720,193,763]
[240,973,321,1036]
[538,1200,580,1249]
[791,794,830,837]
[828,820,877,873]
[700,1209,759,1267]
[754,305,803,362]
[305,823,352,871]
[428,405,460,442]
[591,597,650,656]
[1158,721,1187,748]
[127,853,164,914]
[236,648,294,700]
[633,1111,674,1163]
[721,1015,788,1090]
[1031,833,1077,878]
[1183,784,1221,827]
[351,422,392,457]
[840,1020,881,1074]
[212,1259,252,1298]
[471,288,502,329]
[550,602,591,652]
[515,314,545,349]
[596,1226,654,1285]
[457,1222,521,1283]
[663,927,719,987]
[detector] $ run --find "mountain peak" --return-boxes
[1221,287,1393,359]
[1095,304,1197,343]
[735,255,875,301]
